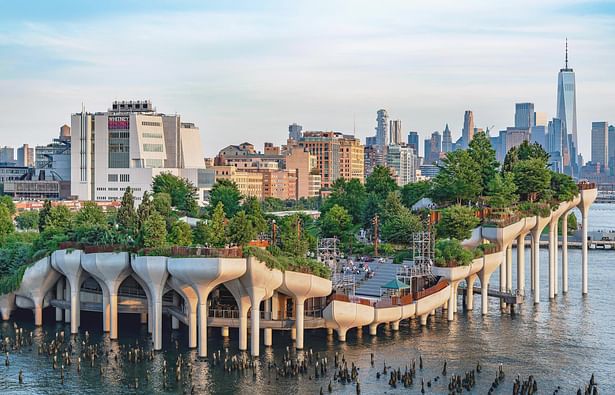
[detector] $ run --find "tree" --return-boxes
[435,239,474,267]
[152,172,198,215]
[366,166,398,200]
[137,191,156,227]
[0,205,14,242]
[468,131,499,193]
[278,214,310,257]
[153,192,173,220]
[381,209,421,245]
[512,158,552,202]
[75,202,107,229]
[228,211,257,246]
[38,200,52,232]
[436,205,480,241]
[168,221,193,246]
[550,171,579,202]
[203,202,228,248]
[243,196,267,235]
[141,211,167,248]
[321,178,366,225]
[209,179,242,218]
[0,196,15,216]
[320,204,352,241]
[503,141,550,173]
[486,172,518,208]
[363,192,384,230]
[430,150,482,205]
[400,181,431,209]
[42,205,73,232]
[15,211,39,230]
[117,187,137,237]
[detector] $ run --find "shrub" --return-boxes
[434,239,473,267]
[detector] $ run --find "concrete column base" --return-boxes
[420,314,428,326]
[264,328,272,346]
[34,304,43,326]
[391,321,400,331]
[326,328,333,336]
[369,323,377,336]
[221,326,229,337]
[291,326,296,340]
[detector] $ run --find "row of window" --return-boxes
[143,143,164,152]
[142,132,163,139]
[110,132,129,139]
[107,174,130,182]
[141,121,162,127]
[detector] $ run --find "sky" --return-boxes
[0,0,614,159]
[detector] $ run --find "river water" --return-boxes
[1,205,613,394]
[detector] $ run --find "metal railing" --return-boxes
[207,308,323,321]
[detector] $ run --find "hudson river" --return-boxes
[1,205,613,394]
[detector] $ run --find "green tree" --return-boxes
[15,211,39,230]
[502,141,550,173]
[38,200,52,232]
[320,204,352,241]
[243,196,267,235]
[260,197,285,212]
[153,192,173,219]
[203,202,228,247]
[209,179,242,218]
[42,205,73,232]
[486,172,518,208]
[436,205,480,240]
[550,171,579,202]
[435,239,474,267]
[468,131,499,193]
[141,211,167,248]
[0,196,16,216]
[400,180,431,209]
[365,166,398,200]
[431,150,482,205]
[512,158,552,202]
[75,202,107,228]
[228,211,257,246]
[381,209,421,245]
[321,178,366,224]
[117,187,137,237]
[137,191,156,227]
[168,221,193,246]
[363,192,384,230]
[0,205,15,242]
[278,214,310,257]
[152,172,198,215]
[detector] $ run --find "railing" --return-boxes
[578,181,596,190]
[140,246,244,258]
[207,308,323,321]
[58,242,132,253]
[413,280,448,301]
[374,294,414,308]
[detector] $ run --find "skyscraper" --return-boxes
[0,146,15,164]
[389,119,402,145]
[407,131,419,153]
[375,109,389,146]
[609,125,615,173]
[430,131,442,162]
[591,121,608,170]
[442,124,453,153]
[462,110,474,148]
[547,118,566,172]
[423,138,431,163]
[556,39,577,176]
[288,123,303,141]
[515,103,535,129]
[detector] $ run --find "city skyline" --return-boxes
[0,1,614,158]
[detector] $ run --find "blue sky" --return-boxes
[0,0,614,158]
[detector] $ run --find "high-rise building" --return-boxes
[609,125,615,173]
[556,39,578,176]
[288,123,303,141]
[17,144,35,167]
[534,112,548,127]
[407,132,419,153]
[423,138,431,163]
[386,145,416,186]
[547,118,566,172]
[591,122,609,170]
[530,126,547,152]
[71,100,206,203]
[503,128,530,158]
[442,124,453,153]
[375,109,389,146]
[285,146,321,198]
[429,131,442,163]
[389,119,402,145]
[0,146,15,165]
[298,131,364,188]
[515,103,535,129]
[461,110,475,148]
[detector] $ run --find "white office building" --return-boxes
[71,100,205,204]
[386,144,416,186]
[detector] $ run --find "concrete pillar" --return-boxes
[549,223,557,299]
[221,326,229,337]
[582,211,589,295]
[140,312,147,324]
[198,302,208,357]
[391,320,400,331]
[34,303,43,326]
[70,284,80,334]
[56,279,64,322]
[148,302,153,334]
[263,299,272,347]
[188,309,197,349]
[369,323,378,335]
[499,259,507,311]
[562,213,569,293]
[530,233,535,292]
[419,314,428,326]
[337,328,348,342]
[64,284,70,323]
[447,282,456,321]
[238,304,249,351]
[291,326,297,340]
[517,234,525,295]
[506,245,513,293]
[109,293,119,340]
[479,270,492,316]
[172,293,180,330]
[466,275,476,311]
[533,230,540,304]
[250,303,262,357]
[295,298,306,350]
[102,289,110,332]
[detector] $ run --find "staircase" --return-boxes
[354,263,400,297]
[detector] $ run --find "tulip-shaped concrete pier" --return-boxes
[279,270,332,349]
[476,251,505,315]
[168,277,198,349]
[515,217,536,295]
[131,256,169,350]
[548,202,569,299]
[168,257,246,357]
[224,279,251,351]
[82,252,131,340]
[531,213,551,304]
[51,250,84,333]
[562,196,581,293]
[14,257,60,325]
[579,187,598,295]
[323,299,374,342]
[433,257,483,321]
[239,256,283,356]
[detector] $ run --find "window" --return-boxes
[143,143,164,152]
[142,132,163,138]
[145,159,164,168]
[108,174,118,182]
[141,121,162,127]
[120,174,130,182]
